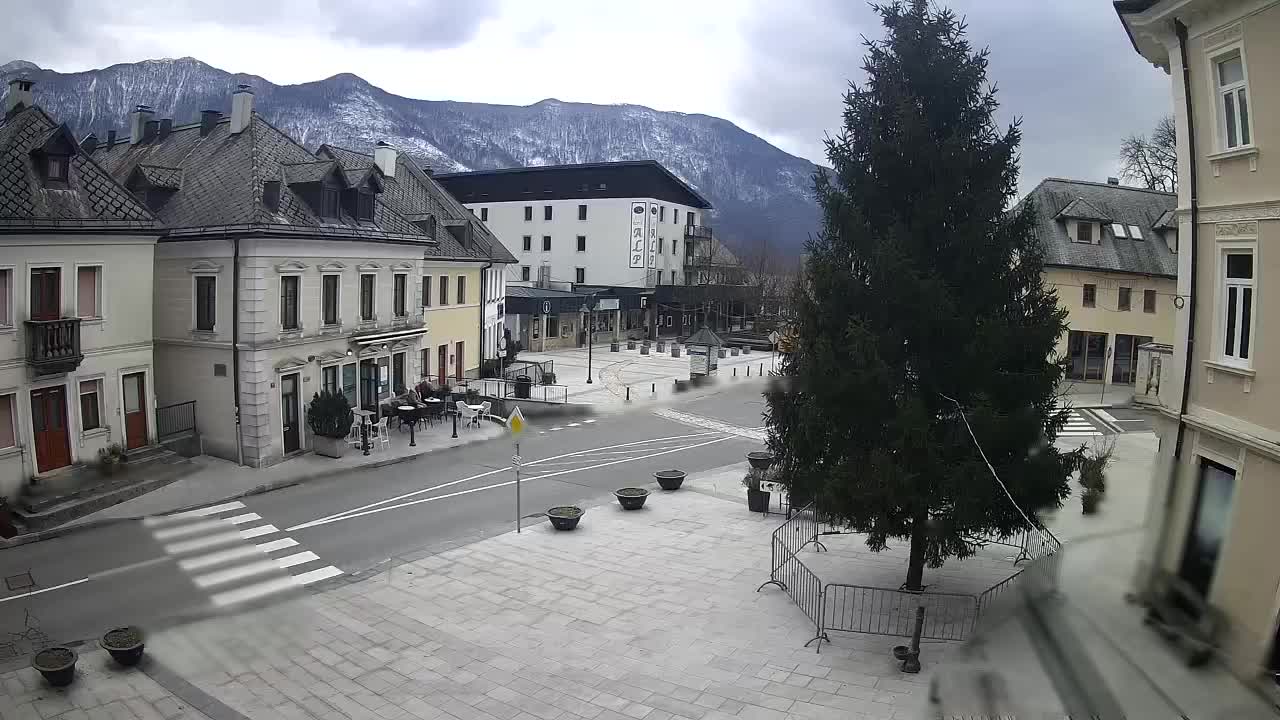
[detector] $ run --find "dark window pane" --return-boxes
[394,275,406,316]
[1118,287,1130,311]
[1083,284,1096,307]
[578,204,587,220]
[323,275,339,325]
[1224,92,1238,148]
[1144,289,1156,313]
[1227,253,1252,279]
[361,275,375,320]
[281,276,299,330]
[421,276,431,307]
[1241,287,1252,359]
[196,276,216,331]
[522,236,531,251]
[80,390,100,430]
[457,276,466,304]
[577,236,586,252]
[1225,286,1237,356]
[521,267,530,281]
[542,236,551,251]
[524,206,532,221]
[439,276,448,305]
[544,205,552,220]
[1238,90,1250,145]
[1077,223,1092,243]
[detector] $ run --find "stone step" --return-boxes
[13,447,194,530]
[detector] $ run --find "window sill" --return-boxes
[190,330,217,340]
[0,324,14,335]
[1205,360,1255,392]
[1207,145,1258,175]
[82,427,110,440]
[318,324,343,335]
[279,329,304,341]
[80,317,104,326]
[0,444,20,460]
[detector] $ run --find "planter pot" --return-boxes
[743,346,752,355]
[547,506,583,530]
[892,645,912,661]
[31,647,77,687]
[314,435,348,459]
[746,451,775,471]
[627,340,637,350]
[671,347,681,358]
[718,349,727,358]
[0,508,15,539]
[614,488,650,510]
[640,346,650,355]
[731,347,740,356]
[1081,491,1101,515]
[610,342,620,352]
[747,488,770,513]
[655,470,686,491]
[100,626,145,666]
[657,341,667,352]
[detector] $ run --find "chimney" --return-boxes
[422,165,433,176]
[159,118,172,139]
[143,119,159,142]
[1107,177,1120,185]
[230,84,253,135]
[106,130,117,147]
[200,110,221,137]
[129,104,154,145]
[374,141,397,178]
[81,133,98,154]
[4,78,34,118]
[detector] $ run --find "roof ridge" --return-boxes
[1042,176,1175,197]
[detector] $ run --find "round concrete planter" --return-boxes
[747,451,775,470]
[610,342,620,352]
[547,506,583,531]
[671,347,681,358]
[657,341,667,352]
[655,470,686,491]
[100,626,145,666]
[614,488,650,510]
[32,647,77,687]
[731,347,740,356]
[627,340,637,350]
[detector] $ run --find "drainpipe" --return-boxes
[232,236,244,467]
[1149,18,1199,585]
[479,261,492,378]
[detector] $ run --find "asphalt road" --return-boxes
[0,383,768,659]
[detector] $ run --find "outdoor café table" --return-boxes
[422,397,442,425]
[397,405,421,431]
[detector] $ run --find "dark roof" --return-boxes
[505,285,583,299]
[86,112,512,263]
[435,160,712,209]
[0,106,155,231]
[685,327,724,347]
[1019,178,1177,278]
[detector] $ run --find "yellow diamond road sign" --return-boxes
[506,406,526,434]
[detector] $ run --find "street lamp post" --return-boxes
[581,294,597,384]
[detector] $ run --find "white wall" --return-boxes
[469,197,703,289]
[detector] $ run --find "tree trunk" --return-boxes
[904,509,928,591]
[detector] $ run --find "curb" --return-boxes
[1,423,506,549]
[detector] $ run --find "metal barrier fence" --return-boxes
[156,400,197,439]
[461,378,569,404]
[760,504,1063,651]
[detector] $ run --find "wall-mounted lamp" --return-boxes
[307,355,316,362]
[346,348,353,356]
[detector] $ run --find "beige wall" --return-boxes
[1045,267,1176,383]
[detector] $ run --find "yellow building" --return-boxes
[1021,177,1178,385]
[1119,0,1280,688]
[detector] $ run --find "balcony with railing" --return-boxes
[25,317,83,375]
[684,224,713,240]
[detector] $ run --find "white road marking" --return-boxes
[583,419,596,423]
[294,566,344,585]
[288,431,720,531]
[179,546,263,571]
[275,551,320,569]
[1095,410,1119,424]
[224,513,262,525]
[550,427,563,431]
[163,531,244,555]
[255,538,299,553]
[567,422,581,427]
[194,559,281,588]
[0,577,89,603]
[143,501,246,527]
[238,524,279,540]
[289,435,735,531]
[151,519,227,541]
[210,576,301,607]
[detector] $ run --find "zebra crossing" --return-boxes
[144,501,342,608]
[1057,408,1105,439]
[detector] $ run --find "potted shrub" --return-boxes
[306,391,354,459]
[100,626,145,666]
[31,646,77,686]
[547,506,583,530]
[657,340,667,353]
[464,388,482,405]
[97,443,126,476]
[614,487,649,510]
[743,470,770,513]
[0,497,15,539]
[1078,442,1113,515]
[1081,488,1102,515]
[654,469,686,491]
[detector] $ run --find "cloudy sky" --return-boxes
[4,0,1170,193]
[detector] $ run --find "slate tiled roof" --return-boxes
[0,106,155,230]
[85,113,510,265]
[135,164,182,189]
[1019,178,1177,278]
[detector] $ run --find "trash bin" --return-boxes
[515,375,532,399]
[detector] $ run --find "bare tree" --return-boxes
[1119,115,1177,193]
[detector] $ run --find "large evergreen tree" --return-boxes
[766,1,1076,591]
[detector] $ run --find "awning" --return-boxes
[352,326,431,346]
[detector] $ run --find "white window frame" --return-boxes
[575,267,585,284]
[0,265,14,330]
[359,272,378,323]
[393,272,409,318]
[320,363,341,396]
[77,376,106,435]
[74,263,104,322]
[1210,45,1253,152]
[278,272,303,333]
[321,272,342,327]
[190,272,218,334]
[0,391,16,452]
[1217,244,1256,368]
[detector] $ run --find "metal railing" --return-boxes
[760,503,1063,651]
[156,400,197,439]
[461,378,569,404]
[684,224,714,240]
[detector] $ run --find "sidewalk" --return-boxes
[518,342,777,410]
[68,420,504,528]
[1058,380,1134,409]
[2,463,950,720]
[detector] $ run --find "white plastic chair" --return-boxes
[479,401,491,423]
[345,420,362,448]
[455,401,477,428]
[370,416,391,451]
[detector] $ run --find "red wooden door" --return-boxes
[29,268,60,320]
[122,372,148,450]
[30,386,71,472]
[437,345,447,385]
[455,341,464,382]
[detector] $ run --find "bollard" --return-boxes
[747,365,751,377]
[651,383,655,393]
[626,386,631,402]
[760,363,764,376]
[733,367,737,377]
[362,421,370,456]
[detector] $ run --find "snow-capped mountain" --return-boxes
[1,57,820,257]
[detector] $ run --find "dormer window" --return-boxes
[46,155,69,183]
[1076,222,1093,244]
[357,192,375,221]
[321,186,340,218]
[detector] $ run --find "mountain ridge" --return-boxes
[0,57,820,257]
